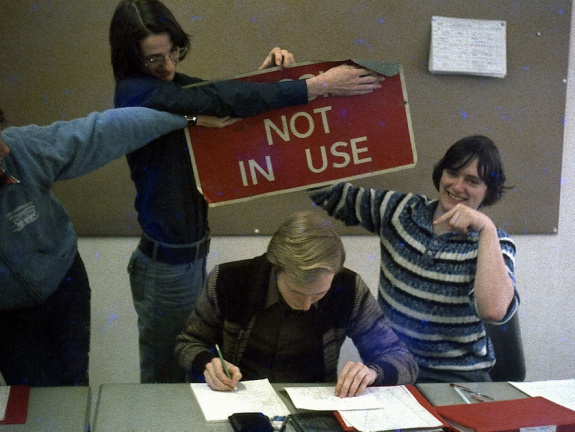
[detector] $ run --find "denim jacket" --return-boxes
[0,108,187,309]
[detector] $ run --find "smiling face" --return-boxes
[438,158,488,212]
[139,32,179,82]
[277,270,334,311]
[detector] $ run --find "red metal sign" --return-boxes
[185,60,416,206]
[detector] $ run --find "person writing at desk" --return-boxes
[175,211,418,397]
[308,136,519,383]
[109,0,384,384]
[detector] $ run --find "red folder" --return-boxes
[436,396,575,432]
[0,386,30,425]
[334,385,456,431]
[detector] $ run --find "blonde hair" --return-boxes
[267,211,345,284]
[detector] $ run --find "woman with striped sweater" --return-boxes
[309,135,519,383]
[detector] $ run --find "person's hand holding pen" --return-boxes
[204,344,242,392]
[335,361,377,398]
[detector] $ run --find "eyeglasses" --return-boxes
[143,46,187,68]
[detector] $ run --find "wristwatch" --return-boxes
[185,115,197,126]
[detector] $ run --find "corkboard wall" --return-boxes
[0,0,570,235]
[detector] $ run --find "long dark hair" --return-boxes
[432,135,509,207]
[109,0,190,80]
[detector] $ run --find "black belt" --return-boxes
[137,234,210,265]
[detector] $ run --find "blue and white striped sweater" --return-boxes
[309,182,518,372]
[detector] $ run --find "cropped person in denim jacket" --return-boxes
[0,107,193,386]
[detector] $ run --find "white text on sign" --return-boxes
[239,105,372,186]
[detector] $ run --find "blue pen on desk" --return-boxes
[215,344,231,379]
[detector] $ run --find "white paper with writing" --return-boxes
[190,378,290,422]
[338,386,444,432]
[429,15,507,78]
[511,379,575,411]
[284,386,385,411]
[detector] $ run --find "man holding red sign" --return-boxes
[109,0,384,384]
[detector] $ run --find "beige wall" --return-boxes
[1,1,568,236]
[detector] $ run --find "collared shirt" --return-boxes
[239,270,325,383]
[263,269,320,310]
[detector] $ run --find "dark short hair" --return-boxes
[109,0,190,80]
[432,135,508,207]
[0,109,6,129]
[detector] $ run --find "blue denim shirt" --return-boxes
[0,108,187,308]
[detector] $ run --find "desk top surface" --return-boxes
[416,381,528,406]
[92,383,213,432]
[3,381,532,432]
[92,383,305,432]
[0,386,90,432]
[91,381,530,432]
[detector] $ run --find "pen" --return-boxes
[215,344,231,379]
[471,394,485,402]
[450,383,494,401]
[452,385,472,404]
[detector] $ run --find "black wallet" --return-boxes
[228,412,274,432]
[288,411,345,432]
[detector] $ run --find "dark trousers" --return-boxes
[0,253,90,386]
[416,367,492,383]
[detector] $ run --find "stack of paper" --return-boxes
[510,379,575,411]
[190,378,290,422]
[284,385,445,432]
[429,15,507,78]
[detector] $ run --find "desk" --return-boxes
[416,381,528,406]
[92,383,306,432]
[93,383,217,432]
[0,386,90,432]
[92,382,530,432]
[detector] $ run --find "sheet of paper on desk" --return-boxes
[284,386,384,411]
[0,386,9,421]
[510,379,575,411]
[338,386,445,432]
[190,378,290,422]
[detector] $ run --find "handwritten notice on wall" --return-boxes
[429,16,507,78]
